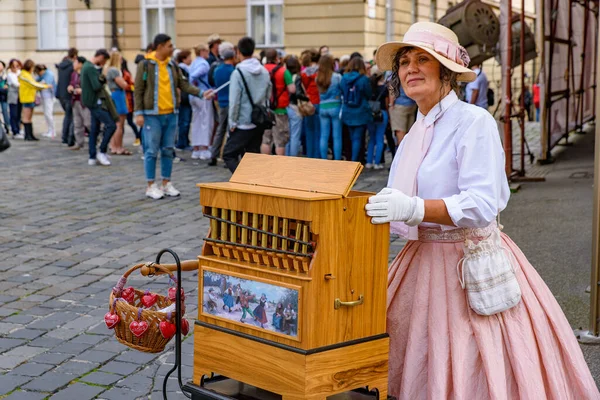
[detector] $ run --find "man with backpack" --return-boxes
[134,34,204,200]
[465,63,490,110]
[261,49,295,156]
[217,37,271,173]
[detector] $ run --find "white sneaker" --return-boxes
[146,183,164,200]
[365,163,373,169]
[13,133,24,139]
[97,153,111,166]
[162,182,180,197]
[42,132,52,138]
[191,151,201,160]
[200,150,212,160]
[88,159,97,166]
[374,164,384,170]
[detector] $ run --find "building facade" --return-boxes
[0,0,535,83]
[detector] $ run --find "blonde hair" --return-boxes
[194,44,209,56]
[104,51,121,75]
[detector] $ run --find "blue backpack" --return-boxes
[343,76,362,108]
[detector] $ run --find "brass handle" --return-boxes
[334,295,364,310]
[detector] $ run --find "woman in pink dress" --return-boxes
[366,22,599,399]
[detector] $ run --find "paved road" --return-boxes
[0,116,597,399]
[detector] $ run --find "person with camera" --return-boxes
[366,67,389,169]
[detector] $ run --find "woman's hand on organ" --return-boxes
[365,188,425,226]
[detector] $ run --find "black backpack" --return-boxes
[487,88,495,107]
[237,69,275,131]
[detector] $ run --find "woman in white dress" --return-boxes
[365,22,599,399]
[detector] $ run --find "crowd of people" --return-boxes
[0,32,492,200]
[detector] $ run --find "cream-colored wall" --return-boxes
[284,0,366,57]
[175,0,246,50]
[0,0,539,89]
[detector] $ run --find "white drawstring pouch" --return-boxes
[457,228,522,316]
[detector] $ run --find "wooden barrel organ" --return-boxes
[193,154,390,400]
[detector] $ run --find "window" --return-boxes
[141,0,176,48]
[248,0,284,48]
[37,0,69,50]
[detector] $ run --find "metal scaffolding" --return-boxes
[539,0,598,162]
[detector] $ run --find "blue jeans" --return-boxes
[59,97,73,144]
[89,107,116,160]
[319,106,342,160]
[367,110,389,165]
[176,103,192,149]
[303,105,320,158]
[348,125,367,162]
[9,103,21,135]
[535,107,540,122]
[143,114,177,181]
[286,105,303,157]
[0,102,9,131]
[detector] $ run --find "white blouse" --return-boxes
[387,91,510,230]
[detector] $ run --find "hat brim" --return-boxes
[375,42,476,83]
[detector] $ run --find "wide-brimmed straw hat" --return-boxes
[375,22,476,82]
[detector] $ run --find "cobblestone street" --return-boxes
[0,116,598,399]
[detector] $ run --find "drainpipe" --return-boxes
[412,0,418,23]
[386,0,393,41]
[111,0,119,50]
[430,0,437,21]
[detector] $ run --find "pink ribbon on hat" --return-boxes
[403,30,470,67]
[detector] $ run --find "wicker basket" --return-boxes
[107,262,183,353]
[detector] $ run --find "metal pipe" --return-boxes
[519,0,526,175]
[202,238,314,258]
[386,0,394,42]
[504,0,514,177]
[546,0,559,161]
[589,0,600,339]
[577,0,590,132]
[203,213,314,248]
[111,0,119,49]
[412,0,418,24]
[592,3,598,124]
[430,0,437,21]
[566,0,573,143]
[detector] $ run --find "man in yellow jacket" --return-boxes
[134,33,206,200]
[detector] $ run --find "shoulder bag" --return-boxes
[237,69,275,130]
[297,81,315,117]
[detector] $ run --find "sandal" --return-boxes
[112,149,133,156]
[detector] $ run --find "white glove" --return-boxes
[365,188,425,226]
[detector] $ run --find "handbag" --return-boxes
[0,124,10,152]
[237,69,275,130]
[456,225,521,316]
[296,81,315,117]
[369,86,386,122]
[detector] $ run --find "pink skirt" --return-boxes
[387,225,600,399]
